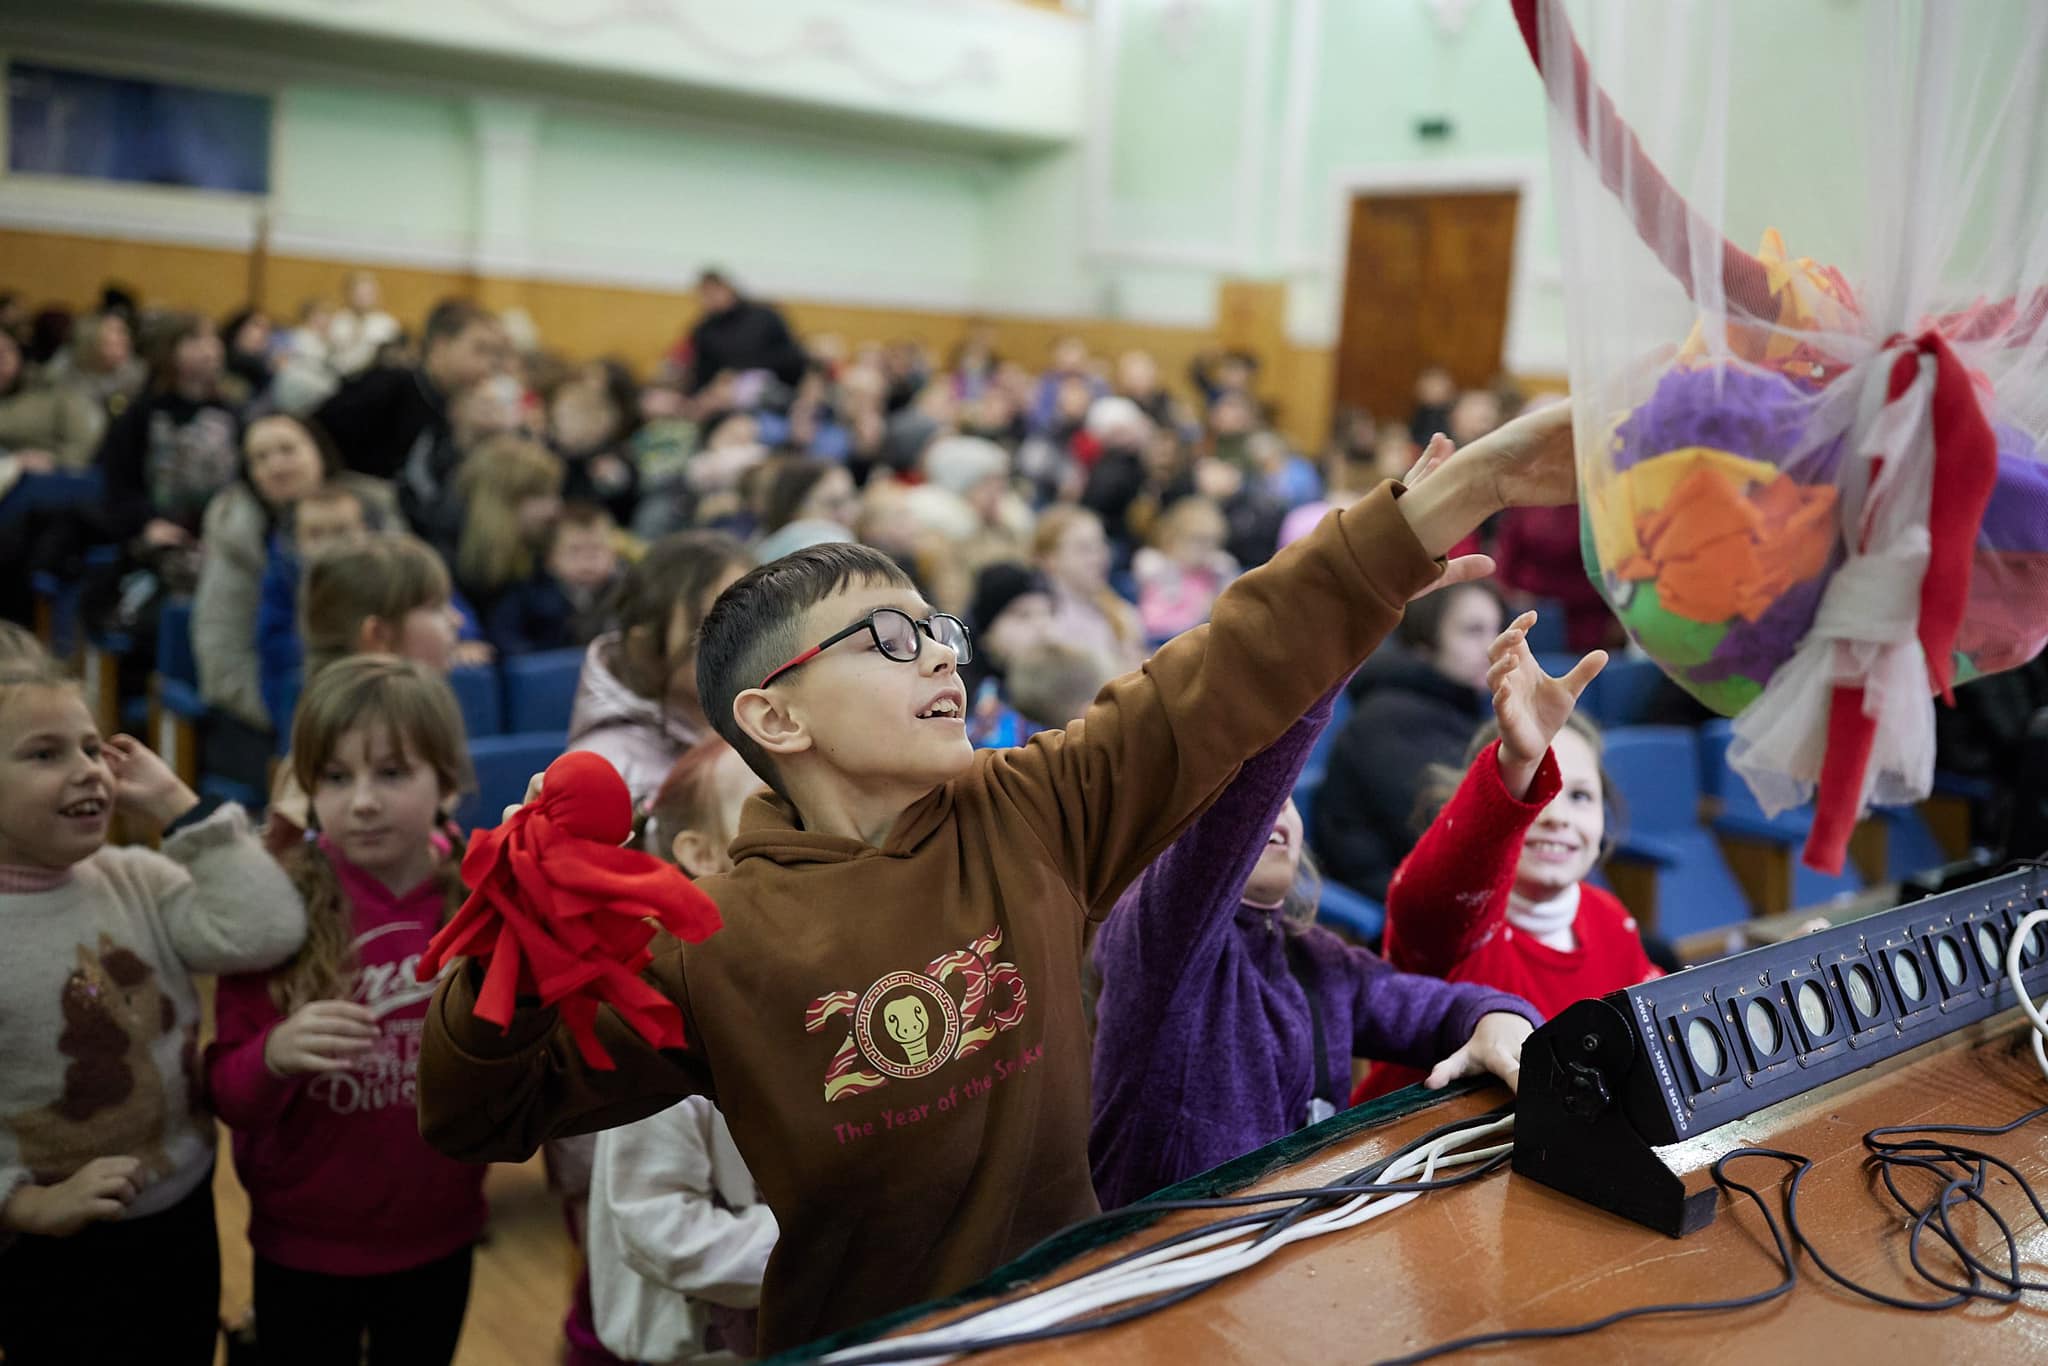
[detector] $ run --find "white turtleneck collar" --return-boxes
[1507,882,1581,952]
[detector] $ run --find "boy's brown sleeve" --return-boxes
[417,950,711,1163]
[980,486,1443,916]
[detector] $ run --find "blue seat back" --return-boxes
[448,665,503,739]
[456,732,569,833]
[1589,655,1667,728]
[156,597,197,686]
[1521,599,1568,655]
[501,649,586,735]
[1601,726,1700,835]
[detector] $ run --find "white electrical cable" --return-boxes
[2003,908,2048,1084]
[825,1114,1516,1366]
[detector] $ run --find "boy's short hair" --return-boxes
[550,500,615,544]
[1005,642,1115,734]
[697,542,918,798]
[423,298,492,348]
[291,482,375,531]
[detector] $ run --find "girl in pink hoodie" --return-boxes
[208,656,485,1366]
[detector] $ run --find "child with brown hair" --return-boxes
[267,533,467,853]
[483,501,623,658]
[210,654,485,1366]
[0,649,305,1365]
[567,530,751,806]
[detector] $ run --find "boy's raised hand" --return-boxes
[1423,1011,1532,1093]
[103,734,199,834]
[1394,403,1579,564]
[1489,611,1606,800]
[1402,433,1497,602]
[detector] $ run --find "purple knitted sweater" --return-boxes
[1088,690,1540,1210]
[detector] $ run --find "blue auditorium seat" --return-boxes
[456,732,569,833]
[1696,720,1864,908]
[1601,725,1753,938]
[500,649,585,735]
[448,664,503,739]
[1316,879,1385,944]
[1586,655,1668,728]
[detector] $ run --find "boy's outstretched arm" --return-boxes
[982,402,1576,915]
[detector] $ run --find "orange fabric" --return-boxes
[1626,466,1836,625]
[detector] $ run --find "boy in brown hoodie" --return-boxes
[419,405,1579,1353]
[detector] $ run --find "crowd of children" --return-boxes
[0,272,1739,1365]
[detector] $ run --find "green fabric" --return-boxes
[763,1078,1489,1363]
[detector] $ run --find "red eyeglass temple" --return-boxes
[759,644,826,690]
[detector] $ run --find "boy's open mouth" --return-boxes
[60,797,109,819]
[916,697,963,720]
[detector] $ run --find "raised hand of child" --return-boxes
[103,734,199,834]
[1488,612,1607,800]
[1423,1011,1533,1094]
[1,1156,144,1237]
[264,1000,379,1077]
[451,639,496,669]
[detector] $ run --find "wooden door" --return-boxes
[1332,190,1519,423]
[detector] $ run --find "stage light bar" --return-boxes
[1512,867,2048,1236]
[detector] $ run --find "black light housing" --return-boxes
[1512,868,2047,1236]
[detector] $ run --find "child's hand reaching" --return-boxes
[1,1157,144,1237]
[1423,1011,1533,1093]
[103,734,199,834]
[264,1000,379,1077]
[1488,612,1606,800]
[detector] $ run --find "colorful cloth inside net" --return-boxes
[1518,0,2048,872]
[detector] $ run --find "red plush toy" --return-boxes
[415,750,723,1069]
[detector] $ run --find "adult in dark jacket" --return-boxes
[94,314,243,549]
[679,271,806,396]
[311,298,507,481]
[1311,582,1505,901]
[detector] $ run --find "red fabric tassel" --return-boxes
[1802,331,1998,873]
[416,750,723,1069]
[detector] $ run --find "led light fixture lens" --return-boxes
[1744,999,1780,1055]
[1846,963,1879,1018]
[1895,951,1926,1003]
[1796,979,1831,1036]
[1936,936,1967,988]
[1686,1017,1724,1077]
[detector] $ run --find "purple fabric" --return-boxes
[1982,432,2048,553]
[1691,572,1832,686]
[1612,364,1844,482]
[1087,688,1540,1211]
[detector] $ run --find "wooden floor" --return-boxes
[211,1137,576,1366]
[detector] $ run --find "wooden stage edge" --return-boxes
[803,1018,2048,1364]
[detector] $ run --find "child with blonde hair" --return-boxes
[209,655,485,1365]
[0,649,305,1364]
[1132,494,1237,642]
[449,434,564,614]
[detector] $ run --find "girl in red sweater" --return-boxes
[1355,610,1661,1103]
[208,655,486,1366]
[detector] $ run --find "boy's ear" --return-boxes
[357,615,392,653]
[732,687,810,759]
[671,828,721,880]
